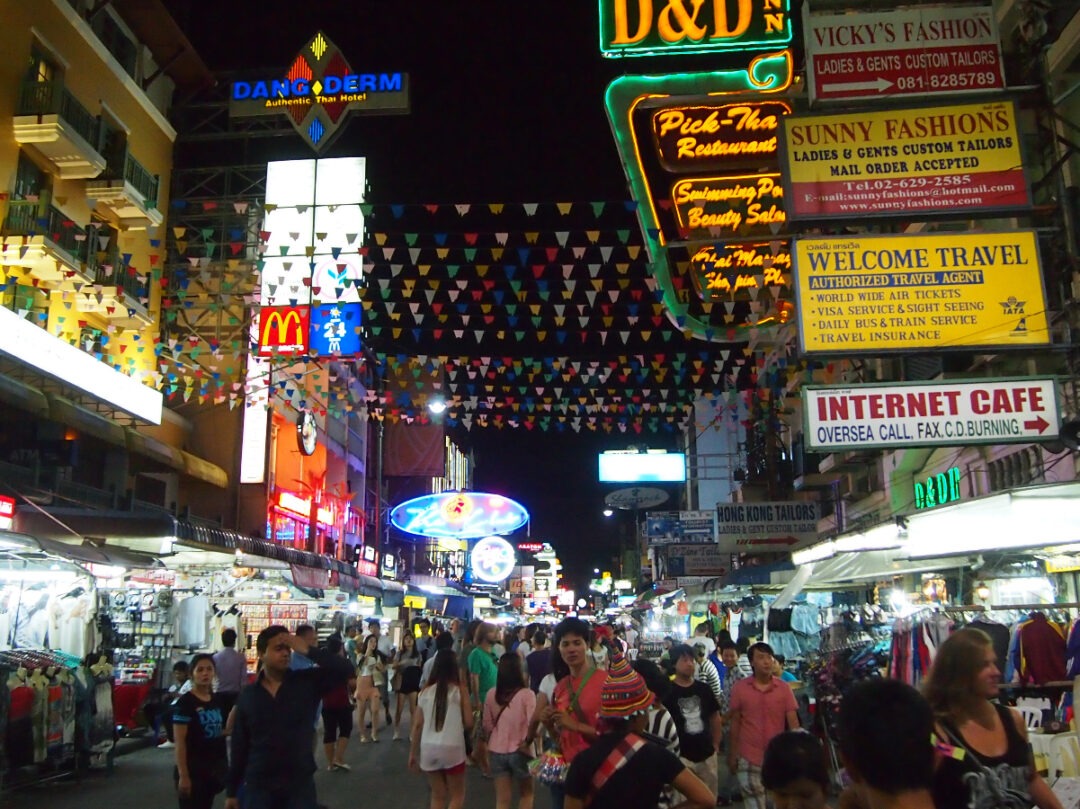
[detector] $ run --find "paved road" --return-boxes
[3,730,556,809]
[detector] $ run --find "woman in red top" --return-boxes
[543,618,606,809]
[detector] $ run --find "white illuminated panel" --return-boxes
[0,306,162,424]
[261,158,366,306]
[239,317,270,483]
[598,451,686,482]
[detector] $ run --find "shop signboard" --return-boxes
[653,102,791,173]
[645,510,718,546]
[229,31,408,152]
[0,494,14,530]
[308,303,363,357]
[793,231,1050,355]
[689,242,790,302]
[390,491,530,539]
[664,544,730,577]
[803,378,1060,452]
[804,5,1005,104]
[257,305,310,356]
[716,501,818,552]
[780,100,1029,220]
[671,173,786,238]
[598,0,792,58]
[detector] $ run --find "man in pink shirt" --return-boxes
[727,642,798,809]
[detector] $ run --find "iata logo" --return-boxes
[258,306,310,357]
[229,31,410,151]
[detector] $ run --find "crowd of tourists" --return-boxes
[155,616,1065,809]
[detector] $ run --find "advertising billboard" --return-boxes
[803,378,1060,451]
[671,173,785,237]
[645,510,717,546]
[793,231,1050,355]
[598,0,792,58]
[804,5,1005,103]
[257,306,310,357]
[229,31,408,151]
[780,100,1029,219]
[309,303,362,357]
[598,451,686,482]
[652,102,790,173]
[664,544,730,577]
[716,501,818,553]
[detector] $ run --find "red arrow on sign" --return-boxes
[741,536,799,546]
[1024,416,1050,434]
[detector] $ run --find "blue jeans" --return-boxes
[241,778,317,809]
[548,783,565,809]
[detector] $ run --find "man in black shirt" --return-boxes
[663,644,722,797]
[225,625,353,809]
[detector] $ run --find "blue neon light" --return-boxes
[390,492,530,539]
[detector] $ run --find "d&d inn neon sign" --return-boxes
[229,31,409,151]
[599,0,792,57]
[913,467,963,511]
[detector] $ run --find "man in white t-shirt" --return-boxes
[692,624,716,657]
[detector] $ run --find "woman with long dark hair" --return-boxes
[410,649,473,809]
[355,633,387,743]
[483,653,537,809]
[924,627,1062,809]
[173,653,228,809]
[393,633,423,740]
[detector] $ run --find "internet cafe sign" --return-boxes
[229,31,409,151]
[599,0,792,57]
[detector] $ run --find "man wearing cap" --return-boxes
[564,653,714,809]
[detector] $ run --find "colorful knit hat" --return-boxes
[601,652,655,718]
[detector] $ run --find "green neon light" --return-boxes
[604,51,793,342]
[598,0,793,58]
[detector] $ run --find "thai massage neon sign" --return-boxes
[390,492,530,539]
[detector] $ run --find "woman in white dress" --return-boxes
[410,649,473,809]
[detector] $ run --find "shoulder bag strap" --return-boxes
[589,733,647,796]
[568,668,597,725]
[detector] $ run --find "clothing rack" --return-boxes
[990,603,1080,611]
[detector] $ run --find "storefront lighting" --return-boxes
[976,581,991,600]
[0,568,80,583]
[427,397,447,415]
[833,524,905,554]
[792,541,836,566]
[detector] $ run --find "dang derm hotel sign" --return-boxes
[229,31,409,151]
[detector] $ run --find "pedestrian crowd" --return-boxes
[155,617,1065,809]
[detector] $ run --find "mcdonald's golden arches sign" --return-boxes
[258,306,310,357]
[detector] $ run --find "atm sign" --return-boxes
[258,306,310,357]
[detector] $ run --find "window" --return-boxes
[27,47,56,84]
[90,12,137,79]
[14,152,48,200]
[987,448,1043,492]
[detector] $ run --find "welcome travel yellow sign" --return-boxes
[794,231,1049,355]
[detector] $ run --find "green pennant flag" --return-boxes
[591,201,605,218]
[405,233,419,246]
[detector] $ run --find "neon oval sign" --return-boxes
[389,492,529,539]
[471,536,517,583]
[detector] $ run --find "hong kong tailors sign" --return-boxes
[599,0,792,57]
[804,378,1061,452]
[780,100,1029,220]
[793,231,1049,355]
[229,32,409,151]
[804,4,1005,103]
[653,102,790,172]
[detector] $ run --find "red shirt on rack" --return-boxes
[1018,612,1066,685]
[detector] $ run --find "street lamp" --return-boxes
[602,508,614,517]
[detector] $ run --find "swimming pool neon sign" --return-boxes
[390,492,530,539]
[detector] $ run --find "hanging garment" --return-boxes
[1018,612,1066,685]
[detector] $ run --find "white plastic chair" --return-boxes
[1048,733,1080,780]
[1019,706,1044,729]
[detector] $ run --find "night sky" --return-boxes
[166,0,697,587]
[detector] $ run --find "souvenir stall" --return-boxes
[0,532,118,792]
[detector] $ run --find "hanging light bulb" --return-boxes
[976,581,991,601]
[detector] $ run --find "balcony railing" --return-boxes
[17,79,102,150]
[3,201,87,263]
[125,153,158,209]
[86,238,142,300]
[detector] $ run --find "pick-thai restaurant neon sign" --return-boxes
[653,102,790,173]
[229,31,409,151]
[390,492,530,539]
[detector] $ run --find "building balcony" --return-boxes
[76,241,152,326]
[86,151,163,230]
[0,201,87,282]
[12,80,106,180]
